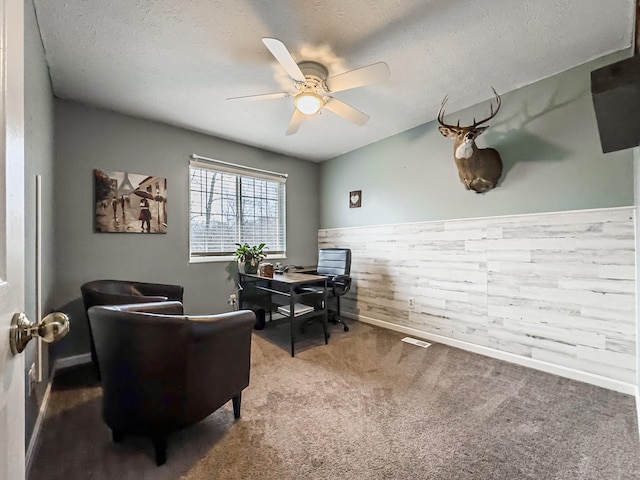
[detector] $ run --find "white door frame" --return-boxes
[0,0,27,477]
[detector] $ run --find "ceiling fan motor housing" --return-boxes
[297,61,329,92]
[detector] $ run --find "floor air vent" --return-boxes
[401,337,431,348]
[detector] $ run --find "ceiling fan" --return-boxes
[228,38,390,135]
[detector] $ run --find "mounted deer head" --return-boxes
[438,89,503,193]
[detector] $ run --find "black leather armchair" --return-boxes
[87,301,255,465]
[81,279,184,379]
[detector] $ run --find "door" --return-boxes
[0,0,26,478]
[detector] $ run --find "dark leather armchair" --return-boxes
[87,301,255,465]
[81,279,184,379]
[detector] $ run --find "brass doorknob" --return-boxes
[9,311,70,355]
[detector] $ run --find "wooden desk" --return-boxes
[238,272,328,356]
[274,265,317,274]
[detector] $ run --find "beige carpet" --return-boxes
[29,320,640,479]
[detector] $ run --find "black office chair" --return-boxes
[315,248,352,332]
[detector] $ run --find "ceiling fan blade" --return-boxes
[227,92,291,101]
[285,109,306,136]
[324,98,369,126]
[262,38,306,83]
[325,62,390,93]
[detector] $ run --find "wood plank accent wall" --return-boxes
[319,207,636,386]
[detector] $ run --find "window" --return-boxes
[189,156,287,261]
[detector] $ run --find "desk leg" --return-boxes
[322,279,329,344]
[238,277,265,330]
[289,288,295,357]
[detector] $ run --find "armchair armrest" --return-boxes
[185,310,255,418]
[109,301,184,315]
[134,282,184,302]
[86,291,169,306]
[187,310,253,323]
[186,310,255,348]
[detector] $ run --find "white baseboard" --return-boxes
[25,371,54,474]
[351,313,637,396]
[636,386,640,440]
[25,353,93,474]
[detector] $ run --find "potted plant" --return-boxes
[235,243,267,274]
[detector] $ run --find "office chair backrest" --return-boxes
[317,248,351,276]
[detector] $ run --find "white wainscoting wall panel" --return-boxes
[319,207,636,389]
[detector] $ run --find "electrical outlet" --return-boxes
[228,293,238,306]
[409,297,415,309]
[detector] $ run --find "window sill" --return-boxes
[189,255,287,265]
[189,255,234,264]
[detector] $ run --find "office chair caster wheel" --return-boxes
[343,325,349,332]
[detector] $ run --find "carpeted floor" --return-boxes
[29,320,640,480]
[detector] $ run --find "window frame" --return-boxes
[188,155,287,264]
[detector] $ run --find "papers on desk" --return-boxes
[277,303,314,317]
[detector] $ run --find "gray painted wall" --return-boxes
[52,101,320,357]
[319,51,633,229]
[24,0,56,449]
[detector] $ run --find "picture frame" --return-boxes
[94,168,168,233]
[349,190,362,208]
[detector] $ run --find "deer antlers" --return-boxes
[437,87,501,130]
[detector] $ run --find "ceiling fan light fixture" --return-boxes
[229,38,389,134]
[294,92,323,115]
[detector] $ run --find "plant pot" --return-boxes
[242,261,259,274]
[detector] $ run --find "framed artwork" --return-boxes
[94,168,168,233]
[349,190,362,208]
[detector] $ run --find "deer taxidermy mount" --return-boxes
[437,89,503,193]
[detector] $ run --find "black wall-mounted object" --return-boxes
[591,55,640,154]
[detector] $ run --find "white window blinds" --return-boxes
[189,155,287,260]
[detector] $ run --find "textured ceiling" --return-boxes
[34,0,635,162]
